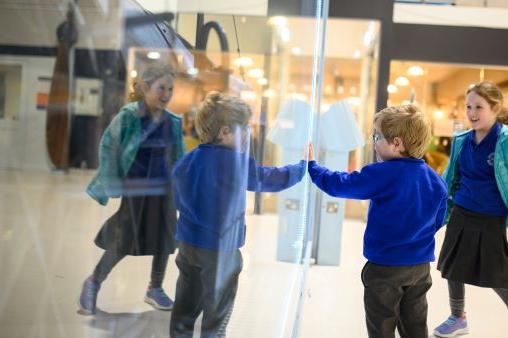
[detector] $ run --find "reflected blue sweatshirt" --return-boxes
[308,158,448,265]
[172,144,305,251]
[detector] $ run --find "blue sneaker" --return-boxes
[79,276,100,315]
[145,285,173,310]
[434,314,469,337]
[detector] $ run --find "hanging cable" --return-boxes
[232,15,245,82]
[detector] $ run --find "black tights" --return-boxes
[448,280,508,317]
[92,250,169,288]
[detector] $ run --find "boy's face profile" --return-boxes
[217,124,250,151]
[373,128,405,162]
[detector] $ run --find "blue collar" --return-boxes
[470,122,501,147]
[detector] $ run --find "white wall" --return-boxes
[394,3,508,29]
[0,55,55,171]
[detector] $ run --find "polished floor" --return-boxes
[0,169,507,338]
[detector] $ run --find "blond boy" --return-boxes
[170,91,305,337]
[308,105,448,338]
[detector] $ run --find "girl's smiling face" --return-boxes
[466,91,499,139]
[143,75,174,114]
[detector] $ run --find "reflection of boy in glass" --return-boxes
[169,91,305,337]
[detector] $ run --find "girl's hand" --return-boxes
[302,142,315,161]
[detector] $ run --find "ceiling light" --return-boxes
[257,78,268,85]
[407,66,424,76]
[130,70,137,78]
[363,22,376,46]
[234,57,254,67]
[147,51,161,60]
[268,16,287,27]
[247,68,264,78]
[187,67,199,76]
[395,76,409,86]
[434,110,444,120]
[387,84,398,94]
[280,26,291,42]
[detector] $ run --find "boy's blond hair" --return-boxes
[195,91,252,144]
[374,104,430,159]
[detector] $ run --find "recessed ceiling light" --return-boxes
[395,76,409,86]
[234,57,253,67]
[408,66,424,76]
[147,51,161,60]
[268,16,287,27]
[257,78,268,85]
[247,68,264,78]
[187,67,199,76]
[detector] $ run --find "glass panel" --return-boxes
[0,1,326,338]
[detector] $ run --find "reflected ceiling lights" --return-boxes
[234,57,254,67]
[395,76,409,86]
[408,66,424,76]
[248,68,264,78]
[257,78,268,85]
[268,16,287,27]
[147,51,161,60]
[187,67,199,76]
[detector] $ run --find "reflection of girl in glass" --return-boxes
[79,63,185,315]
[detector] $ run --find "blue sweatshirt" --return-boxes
[308,158,448,265]
[172,144,305,251]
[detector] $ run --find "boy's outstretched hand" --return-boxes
[302,142,315,161]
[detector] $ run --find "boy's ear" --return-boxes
[392,137,405,151]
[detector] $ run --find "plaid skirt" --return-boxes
[437,205,508,288]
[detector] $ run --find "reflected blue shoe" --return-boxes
[433,314,468,337]
[79,276,100,315]
[145,285,173,310]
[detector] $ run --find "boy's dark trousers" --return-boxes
[170,242,243,338]
[361,261,432,338]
